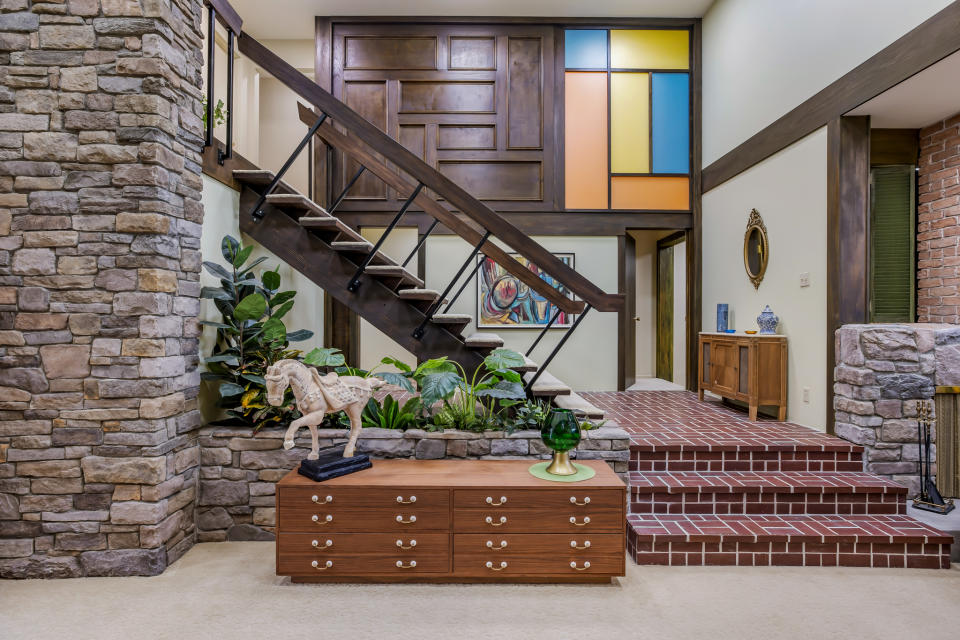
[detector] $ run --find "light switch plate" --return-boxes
[802,387,811,403]
[800,272,810,288]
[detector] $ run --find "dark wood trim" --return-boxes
[657,230,685,249]
[204,0,242,34]
[686,19,702,392]
[327,16,698,27]
[619,234,637,391]
[702,1,960,193]
[826,116,871,434]
[324,292,360,366]
[870,128,919,166]
[201,137,257,189]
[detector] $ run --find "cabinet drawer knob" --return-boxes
[570,561,592,571]
[395,560,417,569]
[570,540,591,550]
[311,539,333,549]
[486,540,508,550]
[396,539,417,550]
[485,516,507,526]
[485,561,508,571]
[569,516,591,526]
[569,496,591,506]
[312,514,333,524]
[396,515,417,524]
[311,560,332,571]
[396,495,417,504]
[485,496,507,506]
[312,495,332,504]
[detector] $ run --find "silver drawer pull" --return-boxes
[312,514,333,524]
[396,539,417,550]
[312,495,333,504]
[485,496,507,506]
[485,561,508,571]
[570,540,591,550]
[396,495,417,504]
[396,515,417,524]
[311,560,332,570]
[485,516,507,526]
[486,540,508,550]
[570,496,591,506]
[570,561,591,571]
[312,539,333,549]
[569,516,591,526]
[396,560,417,569]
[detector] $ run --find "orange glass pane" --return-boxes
[610,176,689,210]
[564,72,608,209]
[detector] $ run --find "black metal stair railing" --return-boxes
[413,232,491,340]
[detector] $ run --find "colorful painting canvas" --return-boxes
[477,253,576,329]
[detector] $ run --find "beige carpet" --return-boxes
[3,542,959,640]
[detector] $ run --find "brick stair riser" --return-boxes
[627,535,949,568]
[630,450,863,473]
[629,491,905,516]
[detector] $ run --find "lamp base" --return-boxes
[546,450,576,476]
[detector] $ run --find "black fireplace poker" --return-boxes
[913,401,955,515]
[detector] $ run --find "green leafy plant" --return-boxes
[201,97,227,128]
[579,418,607,431]
[499,398,551,434]
[361,395,423,431]
[200,235,313,430]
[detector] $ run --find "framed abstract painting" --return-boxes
[477,253,576,329]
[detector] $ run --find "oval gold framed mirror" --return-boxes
[743,209,768,289]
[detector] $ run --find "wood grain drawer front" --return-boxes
[453,551,623,577]
[453,506,622,533]
[454,533,623,558]
[454,489,622,511]
[278,488,449,511]
[277,533,450,575]
[278,505,450,532]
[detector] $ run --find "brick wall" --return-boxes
[0,0,205,578]
[917,111,960,322]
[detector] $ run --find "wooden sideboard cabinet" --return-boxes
[276,459,625,584]
[697,332,788,421]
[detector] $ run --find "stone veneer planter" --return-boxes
[196,424,630,541]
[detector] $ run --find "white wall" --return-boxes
[702,128,828,428]
[702,0,953,164]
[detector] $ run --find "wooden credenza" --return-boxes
[698,332,788,421]
[275,459,626,583]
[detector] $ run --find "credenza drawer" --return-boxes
[453,533,623,557]
[278,488,449,511]
[454,489,622,511]
[277,533,449,575]
[453,552,623,577]
[453,506,622,533]
[278,504,449,532]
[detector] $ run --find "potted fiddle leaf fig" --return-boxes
[200,235,313,430]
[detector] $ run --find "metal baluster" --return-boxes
[402,218,439,268]
[204,5,215,149]
[218,29,235,164]
[442,257,484,314]
[525,307,562,357]
[413,232,491,340]
[347,183,424,293]
[250,114,328,220]
[329,167,366,214]
[524,305,592,391]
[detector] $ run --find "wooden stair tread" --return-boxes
[265,193,329,216]
[330,241,394,266]
[397,288,441,301]
[510,354,538,373]
[430,314,472,323]
[299,216,365,242]
[232,169,295,194]
[554,391,604,418]
[523,370,572,397]
[464,332,504,348]
[364,265,425,288]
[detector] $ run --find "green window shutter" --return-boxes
[869,165,915,323]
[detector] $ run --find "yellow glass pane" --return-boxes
[610,72,649,174]
[610,30,689,69]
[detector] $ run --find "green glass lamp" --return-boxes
[540,408,582,476]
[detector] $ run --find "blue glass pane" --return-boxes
[565,30,607,69]
[651,73,689,174]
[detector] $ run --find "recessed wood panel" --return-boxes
[564,72,607,209]
[507,37,542,149]
[399,81,496,114]
[344,36,438,70]
[437,125,496,150]
[399,125,426,159]
[610,176,689,210]
[449,36,496,70]
[439,161,541,201]
[343,81,387,199]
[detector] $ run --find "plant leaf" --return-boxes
[272,299,294,319]
[475,380,526,400]
[373,371,415,393]
[303,347,346,367]
[261,269,281,291]
[233,292,267,323]
[484,348,525,371]
[200,371,227,381]
[205,354,239,366]
[495,368,522,383]
[262,316,287,343]
[218,382,245,397]
[270,291,296,307]
[199,320,233,329]
[202,260,232,281]
[200,286,233,301]
[380,356,411,373]
[241,373,266,385]
[418,370,462,407]
[237,256,269,276]
[221,235,239,262]
[233,245,254,269]
[286,329,313,342]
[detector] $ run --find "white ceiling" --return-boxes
[846,50,960,128]
[230,0,714,40]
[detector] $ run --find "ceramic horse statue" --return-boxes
[264,359,385,459]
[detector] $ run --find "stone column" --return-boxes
[0,0,205,578]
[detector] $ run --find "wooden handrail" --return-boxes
[237,32,623,313]
[203,0,242,34]
[296,104,584,317]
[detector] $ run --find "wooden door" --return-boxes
[710,342,739,394]
[656,243,673,380]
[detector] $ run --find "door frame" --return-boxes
[656,232,686,383]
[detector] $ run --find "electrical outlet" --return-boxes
[802,387,811,403]
[800,272,810,288]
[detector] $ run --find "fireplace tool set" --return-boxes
[914,400,955,515]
